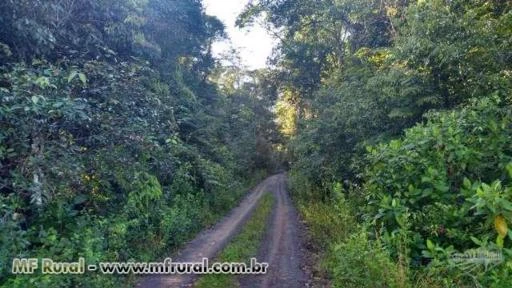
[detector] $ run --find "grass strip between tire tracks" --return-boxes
[194,191,275,288]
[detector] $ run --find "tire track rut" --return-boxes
[240,173,309,288]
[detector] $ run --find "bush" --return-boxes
[290,177,405,287]
[328,230,409,288]
[363,96,512,285]
[296,193,356,250]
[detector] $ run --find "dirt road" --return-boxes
[240,173,309,288]
[137,174,309,288]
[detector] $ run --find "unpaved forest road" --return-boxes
[137,174,309,288]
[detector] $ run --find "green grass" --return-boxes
[195,192,275,288]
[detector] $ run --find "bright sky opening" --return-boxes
[203,0,276,70]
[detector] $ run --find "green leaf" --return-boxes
[496,235,504,248]
[34,76,50,88]
[78,73,87,85]
[68,71,78,83]
[426,239,434,250]
[498,199,512,211]
[463,178,471,189]
[53,101,64,108]
[506,163,512,179]
[470,236,482,246]
[433,183,449,193]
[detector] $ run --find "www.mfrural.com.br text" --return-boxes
[11,257,268,275]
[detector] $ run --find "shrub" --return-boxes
[328,230,409,288]
[363,96,512,285]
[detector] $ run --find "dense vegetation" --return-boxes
[242,0,512,287]
[0,1,278,287]
[2,0,512,287]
